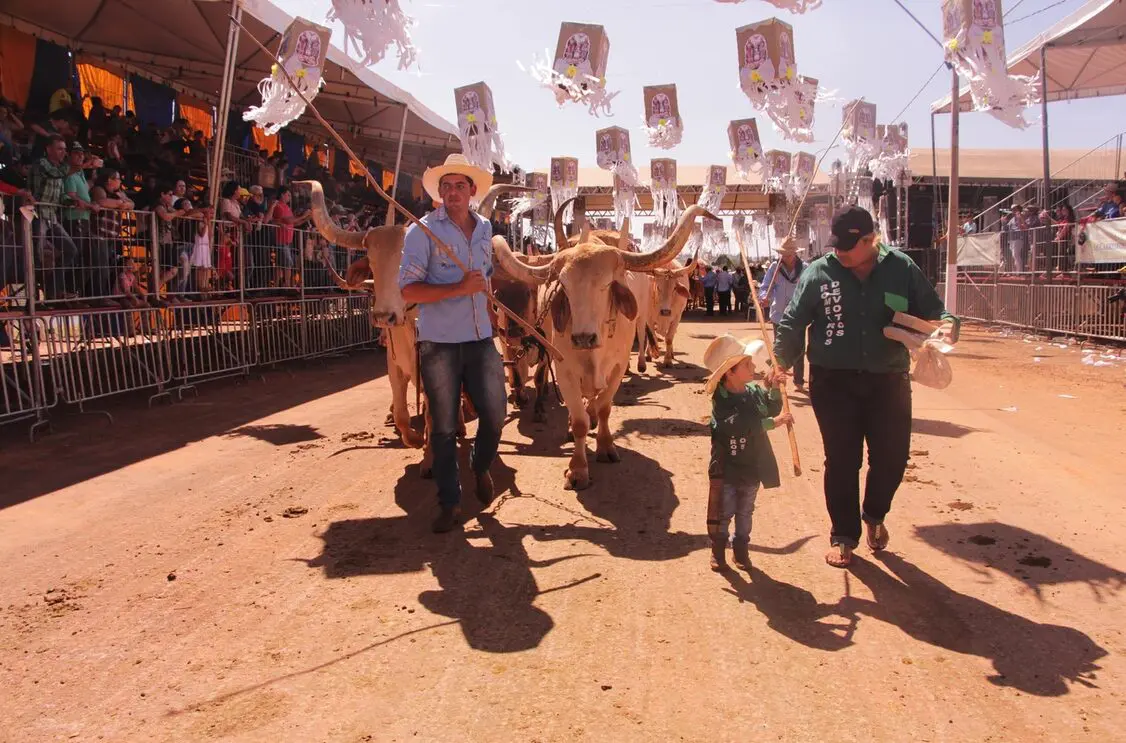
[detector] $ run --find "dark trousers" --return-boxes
[717,290,732,315]
[418,338,507,508]
[704,287,715,315]
[809,367,912,548]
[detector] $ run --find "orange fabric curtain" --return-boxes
[251,127,279,154]
[349,158,365,178]
[178,98,213,138]
[0,27,37,108]
[382,171,395,191]
[77,62,127,116]
[411,178,423,200]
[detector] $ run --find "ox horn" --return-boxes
[491,236,555,285]
[672,258,698,277]
[617,217,631,250]
[478,183,536,220]
[620,205,716,272]
[299,180,367,251]
[552,195,580,249]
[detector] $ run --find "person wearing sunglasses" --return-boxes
[773,206,959,569]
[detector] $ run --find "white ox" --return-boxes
[491,205,712,490]
[647,259,697,367]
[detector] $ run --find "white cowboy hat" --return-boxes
[702,334,769,396]
[775,236,802,256]
[422,153,494,205]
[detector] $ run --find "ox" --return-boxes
[303,179,528,475]
[648,259,697,367]
[491,205,712,490]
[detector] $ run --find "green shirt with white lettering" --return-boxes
[774,245,957,373]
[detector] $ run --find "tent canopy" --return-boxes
[932,0,1126,114]
[0,0,459,175]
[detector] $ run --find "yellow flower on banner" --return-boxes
[271,64,278,75]
[658,118,667,127]
[982,30,993,44]
[786,68,794,80]
[466,113,477,123]
[598,76,606,87]
[296,67,307,79]
[566,65,577,78]
[948,38,959,51]
[751,70,762,83]
[623,152,630,161]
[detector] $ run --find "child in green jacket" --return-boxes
[703,335,792,572]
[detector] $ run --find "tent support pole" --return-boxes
[944,68,960,315]
[390,105,409,204]
[209,0,242,216]
[1040,44,1051,209]
[931,110,939,279]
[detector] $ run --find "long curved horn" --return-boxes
[298,180,366,251]
[324,256,372,291]
[672,258,698,278]
[553,195,579,248]
[492,236,554,285]
[617,217,630,250]
[620,205,717,272]
[478,183,536,220]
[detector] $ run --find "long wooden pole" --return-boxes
[229,15,563,361]
[735,231,801,477]
[944,68,960,315]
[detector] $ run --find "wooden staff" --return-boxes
[229,16,563,362]
[736,230,801,477]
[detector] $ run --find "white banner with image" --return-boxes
[956,232,1002,267]
[1076,218,1126,264]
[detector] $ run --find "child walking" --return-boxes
[702,334,793,572]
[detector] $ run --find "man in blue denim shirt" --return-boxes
[399,154,507,532]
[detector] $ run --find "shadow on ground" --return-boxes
[914,521,1126,600]
[911,417,985,438]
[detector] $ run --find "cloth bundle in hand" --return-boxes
[883,312,954,390]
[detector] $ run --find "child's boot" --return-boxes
[709,539,728,572]
[732,540,751,570]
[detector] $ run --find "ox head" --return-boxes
[494,203,713,351]
[651,259,697,317]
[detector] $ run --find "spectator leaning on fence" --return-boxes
[62,142,110,305]
[1006,204,1029,273]
[28,134,80,299]
[268,185,311,289]
[91,169,134,301]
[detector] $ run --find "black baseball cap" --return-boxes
[828,205,875,251]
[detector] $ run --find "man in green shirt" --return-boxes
[28,134,80,298]
[774,206,959,568]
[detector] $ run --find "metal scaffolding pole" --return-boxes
[208,0,242,216]
[944,69,960,315]
[390,105,410,204]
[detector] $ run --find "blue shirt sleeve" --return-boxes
[399,222,430,287]
[759,262,777,302]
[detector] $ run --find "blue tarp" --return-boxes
[129,75,175,127]
[280,130,305,175]
[25,39,73,114]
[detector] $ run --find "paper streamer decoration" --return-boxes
[454,82,510,174]
[244,18,331,135]
[550,157,579,225]
[942,0,1039,129]
[650,158,680,226]
[512,171,550,222]
[727,118,763,181]
[842,99,878,173]
[327,0,417,70]
[702,216,725,256]
[763,150,793,196]
[698,165,728,214]
[642,85,684,149]
[715,0,823,12]
[736,18,818,142]
[772,199,792,239]
[790,151,816,200]
[596,126,640,227]
[522,22,618,117]
[872,123,910,187]
[811,203,831,254]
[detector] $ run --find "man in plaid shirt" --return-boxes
[28,134,79,297]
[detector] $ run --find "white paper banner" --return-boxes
[1077,219,1126,264]
[956,232,1002,266]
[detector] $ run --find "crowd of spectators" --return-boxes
[0,88,436,309]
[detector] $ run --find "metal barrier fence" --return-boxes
[942,278,1126,342]
[1,316,52,439]
[166,302,254,393]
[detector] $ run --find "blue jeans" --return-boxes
[719,482,759,545]
[418,338,507,507]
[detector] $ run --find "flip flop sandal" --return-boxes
[867,524,890,551]
[825,544,853,568]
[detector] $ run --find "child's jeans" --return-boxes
[707,479,760,546]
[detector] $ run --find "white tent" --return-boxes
[932,0,1126,113]
[0,0,459,179]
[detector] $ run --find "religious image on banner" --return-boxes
[697,165,727,214]
[327,0,417,70]
[642,85,684,149]
[714,0,823,12]
[521,22,619,116]
[244,18,331,135]
[650,158,680,226]
[736,18,821,142]
[942,0,1039,129]
[550,157,580,224]
[454,82,510,174]
[728,118,763,181]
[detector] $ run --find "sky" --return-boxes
[273,0,1124,172]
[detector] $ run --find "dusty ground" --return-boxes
[1,315,1124,743]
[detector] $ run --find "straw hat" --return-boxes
[422,153,494,205]
[702,334,769,396]
[775,236,801,256]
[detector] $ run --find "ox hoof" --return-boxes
[402,430,426,449]
[596,446,621,464]
[512,390,529,409]
[420,464,434,480]
[384,412,396,427]
[637,360,647,374]
[564,469,591,491]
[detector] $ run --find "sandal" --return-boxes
[866,523,890,552]
[825,544,853,569]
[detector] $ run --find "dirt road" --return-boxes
[1,317,1123,742]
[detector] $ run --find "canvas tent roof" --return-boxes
[931,0,1126,114]
[0,0,459,175]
